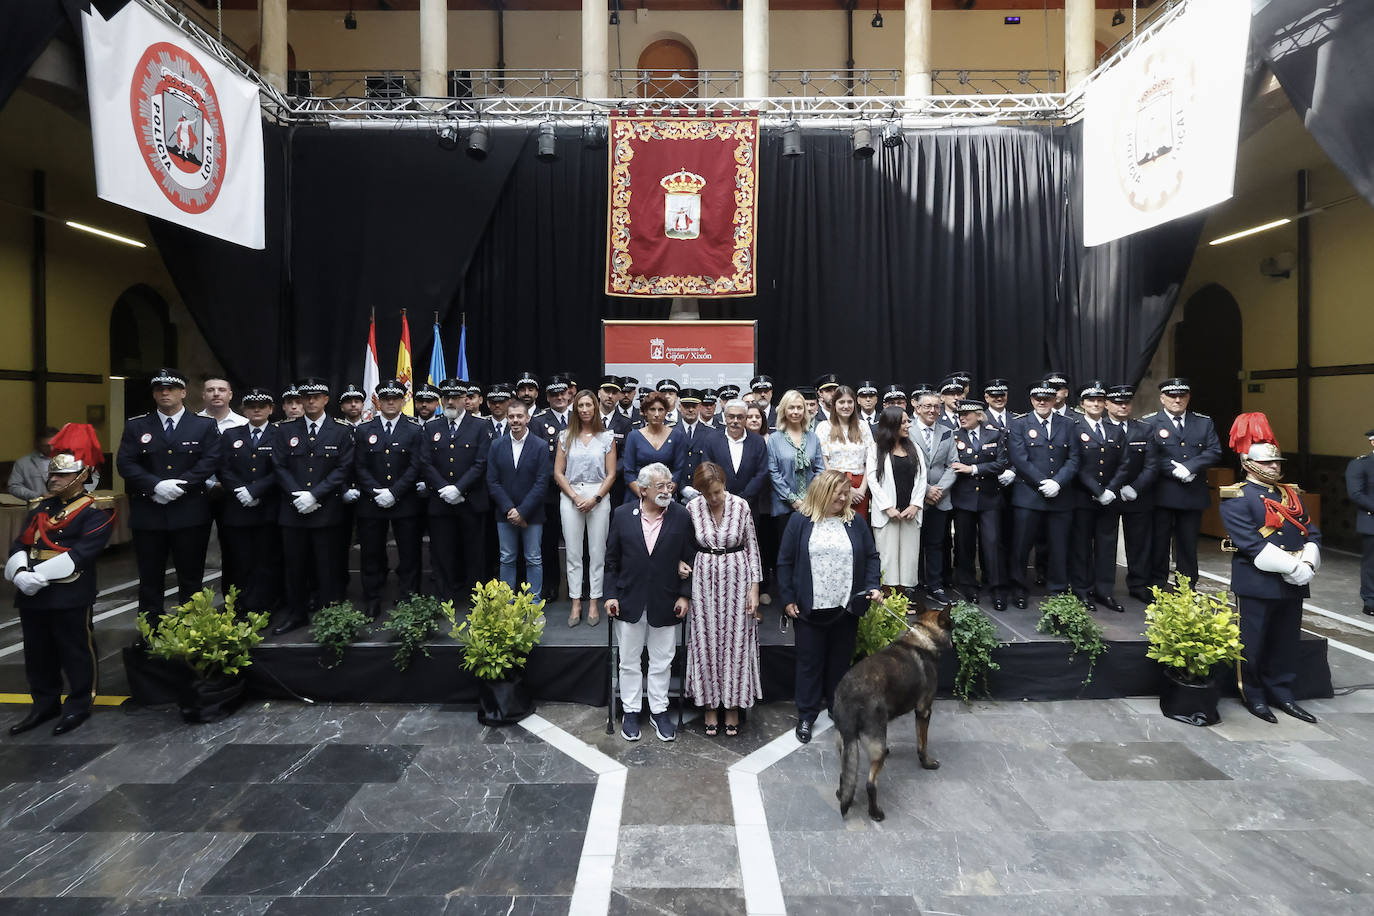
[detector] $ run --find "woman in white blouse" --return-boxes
[815,385,872,516]
[866,405,928,593]
[553,390,616,627]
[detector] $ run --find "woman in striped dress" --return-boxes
[686,462,762,737]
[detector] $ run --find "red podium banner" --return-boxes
[605,114,759,298]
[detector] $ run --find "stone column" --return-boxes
[903,0,932,98]
[742,0,769,99]
[1065,0,1095,89]
[420,0,448,98]
[582,0,610,98]
[260,0,287,93]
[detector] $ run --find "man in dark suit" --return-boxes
[216,387,282,617]
[604,461,696,743]
[272,377,356,634]
[1105,385,1157,603]
[115,368,221,626]
[1070,382,1129,612]
[1348,429,1374,616]
[1145,377,1221,590]
[703,399,769,507]
[949,400,1009,610]
[424,378,492,602]
[487,399,552,596]
[354,379,427,618]
[1007,382,1082,606]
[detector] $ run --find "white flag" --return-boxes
[362,315,381,422]
[82,3,265,249]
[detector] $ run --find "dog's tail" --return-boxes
[836,732,861,816]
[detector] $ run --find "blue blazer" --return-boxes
[776,512,881,621]
[424,413,492,514]
[1008,412,1081,512]
[217,423,280,527]
[486,433,551,521]
[116,411,221,530]
[1145,410,1221,511]
[766,430,825,516]
[703,431,770,506]
[604,501,696,626]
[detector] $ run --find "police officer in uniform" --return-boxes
[675,388,716,487]
[217,387,283,617]
[1345,429,1374,616]
[515,370,541,412]
[1105,385,1157,604]
[1145,378,1221,590]
[414,384,442,423]
[699,388,722,429]
[355,379,427,617]
[1070,382,1128,612]
[880,384,908,417]
[424,378,493,602]
[855,381,881,428]
[1007,381,1082,606]
[937,378,964,431]
[272,377,356,634]
[949,400,1009,610]
[1219,414,1320,723]
[116,369,221,626]
[5,444,115,736]
[749,375,777,430]
[280,384,304,420]
[655,379,682,427]
[814,373,841,424]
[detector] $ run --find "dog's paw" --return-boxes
[839,801,851,817]
[869,806,885,822]
[920,756,941,770]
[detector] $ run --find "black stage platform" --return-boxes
[237,589,1333,706]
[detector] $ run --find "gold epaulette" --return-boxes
[92,494,117,509]
[1219,482,1247,499]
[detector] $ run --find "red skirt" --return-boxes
[847,471,868,518]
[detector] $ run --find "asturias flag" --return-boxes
[428,320,446,386]
[396,311,414,416]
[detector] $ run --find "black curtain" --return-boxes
[0,1,128,111]
[1251,0,1374,207]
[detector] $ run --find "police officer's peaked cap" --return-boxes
[598,375,623,392]
[956,399,986,413]
[375,378,407,398]
[487,382,513,400]
[814,373,840,391]
[1158,377,1192,394]
[855,380,879,396]
[438,378,466,397]
[1106,384,1135,402]
[296,377,330,395]
[241,387,275,406]
[881,384,907,402]
[982,378,1010,395]
[1079,380,1108,400]
[1029,381,1057,398]
[515,370,540,388]
[749,375,774,391]
[338,384,366,402]
[678,388,704,405]
[656,378,681,394]
[414,383,441,401]
[151,368,187,388]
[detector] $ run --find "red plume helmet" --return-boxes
[47,423,104,471]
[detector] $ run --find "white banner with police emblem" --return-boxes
[82,2,265,249]
[1082,0,1249,247]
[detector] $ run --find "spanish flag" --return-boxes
[396,309,414,415]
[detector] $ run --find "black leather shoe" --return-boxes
[8,707,59,736]
[1364,606,1374,617]
[964,590,980,604]
[1014,594,1028,610]
[926,588,953,605]
[1096,595,1126,613]
[271,616,308,636]
[52,711,90,736]
[993,598,1007,612]
[1244,700,1278,724]
[1275,701,1317,724]
[795,719,813,744]
[1034,574,1047,587]
[1129,588,1154,604]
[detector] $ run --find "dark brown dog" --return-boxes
[833,602,952,821]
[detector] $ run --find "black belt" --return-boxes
[697,542,747,555]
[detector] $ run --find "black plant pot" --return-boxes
[1158,668,1220,726]
[477,675,535,726]
[181,675,247,724]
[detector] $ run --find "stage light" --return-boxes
[583,120,607,150]
[344,7,357,30]
[781,122,803,158]
[537,121,559,162]
[65,221,146,248]
[467,124,489,160]
[1208,218,1291,246]
[1112,8,1126,27]
[871,1,883,29]
[436,124,458,151]
[852,125,875,159]
[881,121,903,149]
[610,0,621,26]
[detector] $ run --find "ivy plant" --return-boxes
[853,589,911,662]
[950,600,1002,702]
[310,600,370,669]
[384,594,452,672]
[1036,592,1107,686]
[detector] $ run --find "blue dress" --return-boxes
[621,425,689,502]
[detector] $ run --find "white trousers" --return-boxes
[615,615,678,714]
[873,518,922,588]
[560,484,611,599]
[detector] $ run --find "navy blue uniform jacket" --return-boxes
[273,416,356,527]
[1346,453,1374,535]
[487,433,551,521]
[1072,415,1129,507]
[1113,418,1157,513]
[603,500,696,626]
[353,416,427,519]
[1008,413,1081,512]
[776,513,881,621]
[217,424,280,527]
[424,413,492,513]
[11,494,115,610]
[1145,411,1221,510]
[116,412,221,529]
[1219,479,1321,599]
[949,423,1009,512]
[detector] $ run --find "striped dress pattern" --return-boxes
[686,493,764,708]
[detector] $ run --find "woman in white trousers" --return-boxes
[867,406,928,590]
[554,390,617,626]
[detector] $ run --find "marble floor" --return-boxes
[0,540,1372,914]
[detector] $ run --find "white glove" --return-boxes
[1120,485,1137,502]
[1254,542,1300,575]
[1038,479,1060,498]
[234,487,255,507]
[4,552,26,582]
[997,469,1016,486]
[681,486,702,501]
[1283,563,1315,587]
[415,481,427,495]
[1170,460,1193,481]
[373,488,396,509]
[439,485,462,505]
[1096,489,1116,506]
[292,491,320,514]
[13,570,45,596]
[342,487,361,504]
[153,479,187,502]
[1301,542,1320,571]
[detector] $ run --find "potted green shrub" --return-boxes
[1037,593,1107,687]
[385,594,451,672]
[950,601,1002,702]
[1144,575,1243,726]
[136,587,269,723]
[852,588,910,661]
[310,600,370,669]
[450,579,545,725]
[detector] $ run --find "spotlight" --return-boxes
[437,124,458,151]
[610,10,620,26]
[467,124,489,160]
[781,121,803,158]
[872,1,883,28]
[583,121,607,150]
[536,121,559,162]
[344,10,357,30]
[852,125,875,159]
[881,121,903,149]
[1112,8,1125,27]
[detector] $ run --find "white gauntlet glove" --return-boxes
[1120,485,1137,501]
[438,485,462,505]
[373,488,396,509]
[1283,563,1315,587]
[1300,542,1320,571]
[1037,479,1060,498]
[13,571,45,596]
[415,481,427,495]
[4,552,27,582]
[1171,460,1194,482]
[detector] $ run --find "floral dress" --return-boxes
[686,492,764,708]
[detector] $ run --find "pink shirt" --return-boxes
[640,507,665,554]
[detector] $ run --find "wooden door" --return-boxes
[636,39,699,99]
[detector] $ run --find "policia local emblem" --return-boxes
[1111,47,1193,213]
[130,42,226,215]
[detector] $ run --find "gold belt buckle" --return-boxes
[1220,538,1236,553]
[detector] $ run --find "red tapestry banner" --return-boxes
[605,114,759,298]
